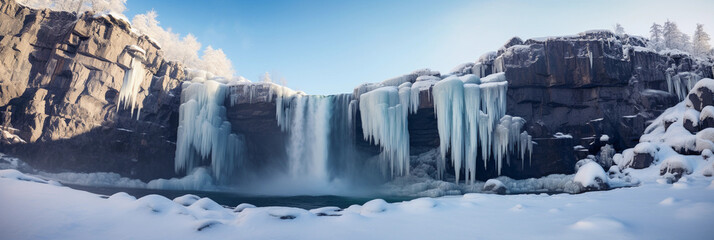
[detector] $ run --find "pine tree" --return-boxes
[663,20,679,50]
[693,24,712,57]
[663,20,690,52]
[614,23,625,36]
[649,23,664,51]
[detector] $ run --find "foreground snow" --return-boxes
[1,169,713,239]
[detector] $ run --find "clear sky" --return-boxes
[124,0,714,95]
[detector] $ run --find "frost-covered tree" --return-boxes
[199,46,235,79]
[18,0,126,13]
[663,20,680,50]
[693,24,712,57]
[649,23,664,51]
[614,23,625,36]
[260,72,272,83]
[132,10,200,67]
[662,20,692,52]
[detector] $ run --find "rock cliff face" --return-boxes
[0,0,182,181]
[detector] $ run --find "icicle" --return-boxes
[117,55,146,120]
[174,76,245,183]
[463,84,481,184]
[358,86,410,177]
[433,76,465,182]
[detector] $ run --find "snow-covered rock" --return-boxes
[573,162,609,191]
[482,179,507,194]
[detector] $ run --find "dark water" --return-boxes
[68,184,413,209]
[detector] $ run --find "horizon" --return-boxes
[123,0,714,95]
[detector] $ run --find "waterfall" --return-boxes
[277,94,332,182]
[172,70,534,190]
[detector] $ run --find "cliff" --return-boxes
[0,0,183,181]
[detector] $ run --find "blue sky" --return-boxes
[125,0,714,95]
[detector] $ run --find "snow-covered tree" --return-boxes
[614,23,625,36]
[693,24,712,58]
[199,46,235,79]
[132,11,236,78]
[18,0,126,13]
[663,20,691,52]
[132,10,200,67]
[260,72,272,83]
[649,23,664,51]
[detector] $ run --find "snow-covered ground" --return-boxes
[1,167,713,240]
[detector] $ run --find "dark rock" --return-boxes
[631,152,654,169]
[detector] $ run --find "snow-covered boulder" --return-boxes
[628,142,657,169]
[659,155,694,182]
[573,162,609,192]
[686,78,714,111]
[361,199,390,214]
[234,203,256,213]
[173,194,201,206]
[482,179,507,194]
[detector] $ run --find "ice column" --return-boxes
[174,78,245,182]
[358,84,411,177]
[117,55,146,119]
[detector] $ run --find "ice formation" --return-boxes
[358,85,411,177]
[666,70,702,101]
[430,73,532,184]
[174,71,246,183]
[117,52,146,119]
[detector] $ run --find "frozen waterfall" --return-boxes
[117,53,146,119]
[358,84,411,177]
[174,71,246,183]
[431,73,533,184]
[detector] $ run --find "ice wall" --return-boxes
[354,72,532,183]
[427,73,531,183]
[117,54,146,119]
[174,70,246,183]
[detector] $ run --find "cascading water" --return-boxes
[172,69,533,192]
[277,94,332,183]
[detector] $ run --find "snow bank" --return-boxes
[3,166,713,240]
[573,162,608,189]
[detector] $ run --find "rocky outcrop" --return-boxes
[0,0,183,181]
[479,31,711,163]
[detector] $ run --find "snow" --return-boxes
[600,134,610,142]
[116,53,146,119]
[147,167,217,190]
[633,142,658,157]
[554,132,573,138]
[700,106,714,122]
[2,166,714,240]
[126,44,146,56]
[573,162,608,188]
